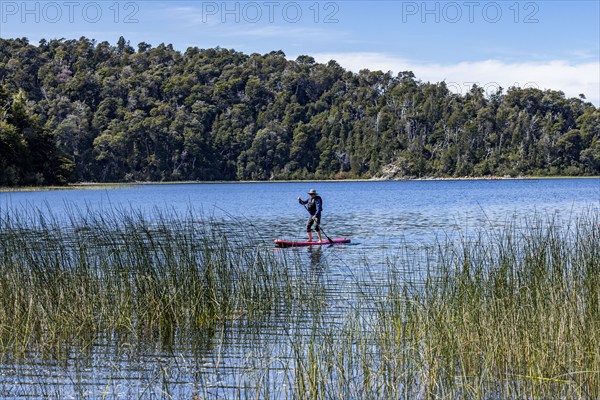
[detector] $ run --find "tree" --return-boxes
[0,37,598,185]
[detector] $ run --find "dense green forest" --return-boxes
[0,37,598,185]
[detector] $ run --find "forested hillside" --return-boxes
[1,37,598,185]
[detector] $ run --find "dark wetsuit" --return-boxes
[299,195,323,232]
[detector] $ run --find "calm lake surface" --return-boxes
[1,178,599,398]
[2,178,599,262]
[3,178,600,239]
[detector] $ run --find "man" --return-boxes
[298,188,323,242]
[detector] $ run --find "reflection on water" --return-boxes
[307,246,324,271]
[0,179,599,398]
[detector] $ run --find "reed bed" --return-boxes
[288,211,600,399]
[0,205,599,399]
[0,205,314,358]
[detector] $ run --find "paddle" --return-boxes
[319,225,334,245]
[301,203,333,244]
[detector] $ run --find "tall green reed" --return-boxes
[1,204,599,399]
[371,211,600,399]
[0,204,308,356]
[282,211,600,399]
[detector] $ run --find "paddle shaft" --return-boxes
[301,203,333,243]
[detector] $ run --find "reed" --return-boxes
[1,205,599,399]
[0,205,312,357]
[282,212,600,399]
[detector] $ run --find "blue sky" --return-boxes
[1,1,599,104]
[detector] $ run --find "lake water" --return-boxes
[3,178,599,238]
[2,178,599,262]
[1,178,599,398]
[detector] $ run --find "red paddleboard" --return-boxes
[274,238,351,248]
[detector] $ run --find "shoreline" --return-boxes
[1,175,599,192]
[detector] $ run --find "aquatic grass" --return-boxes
[1,204,599,398]
[370,210,600,399]
[205,211,599,399]
[274,211,600,399]
[0,204,317,358]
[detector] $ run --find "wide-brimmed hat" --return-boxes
[308,189,317,195]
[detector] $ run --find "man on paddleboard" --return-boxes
[298,189,323,242]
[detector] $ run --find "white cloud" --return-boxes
[219,25,336,39]
[311,52,600,106]
[162,5,347,39]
